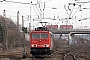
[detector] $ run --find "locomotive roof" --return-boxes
[31,30,49,32]
[35,27,49,31]
[31,30,52,34]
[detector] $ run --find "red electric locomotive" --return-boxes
[30,27,53,56]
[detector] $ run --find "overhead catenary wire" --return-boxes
[0,3,30,17]
[70,5,80,19]
[64,5,70,16]
[70,2,87,19]
[63,0,82,24]
[66,0,90,20]
[40,0,52,3]
[1,0,53,21]
[32,5,38,17]
[0,0,40,19]
[66,0,90,27]
[2,0,47,20]
[0,7,30,21]
[3,0,31,5]
[68,5,75,18]
[0,0,51,20]
[35,5,42,16]
[37,0,42,4]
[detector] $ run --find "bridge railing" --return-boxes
[69,29,90,31]
[49,29,90,31]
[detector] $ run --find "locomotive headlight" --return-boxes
[44,44,49,47]
[31,44,37,47]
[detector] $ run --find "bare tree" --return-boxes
[0,15,24,49]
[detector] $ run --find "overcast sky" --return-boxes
[0,0,90,29]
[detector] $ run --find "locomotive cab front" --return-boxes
[30,27,53,55]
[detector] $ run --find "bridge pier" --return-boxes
[68,34,75,45]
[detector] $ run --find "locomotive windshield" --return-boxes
[32,33,48,39]
[32,34,40,38]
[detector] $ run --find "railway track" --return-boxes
[61,43,90,60]
[52,42,90,60]
[63,54,76,60]
[32,57,45,60]
[0,42,90,60]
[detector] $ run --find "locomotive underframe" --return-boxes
[30,48,52,55]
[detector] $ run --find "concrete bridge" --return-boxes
[50,29,90,34]
[50,29,90,45]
